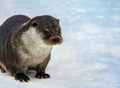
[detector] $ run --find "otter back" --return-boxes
[0,15,30,71]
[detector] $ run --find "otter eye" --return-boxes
[44,30,49,35]
[32,22,38,27]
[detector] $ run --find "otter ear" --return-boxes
[57,19,60,24]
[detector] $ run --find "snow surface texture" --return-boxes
[0,0,120,88]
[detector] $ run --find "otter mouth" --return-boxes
[43,36,63,46]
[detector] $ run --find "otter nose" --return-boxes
[52,37,60,43]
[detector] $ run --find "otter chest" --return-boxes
[20,27,52,67]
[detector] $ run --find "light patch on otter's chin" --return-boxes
[20,27,52,66]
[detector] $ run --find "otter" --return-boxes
[0,15,63,82]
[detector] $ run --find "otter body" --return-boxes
[0,15,63,82]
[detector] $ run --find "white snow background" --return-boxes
[0,0,120,88]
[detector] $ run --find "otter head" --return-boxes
[28,15,63,46]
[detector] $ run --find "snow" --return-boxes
[0,0,120,88]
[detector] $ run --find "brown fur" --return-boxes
[0,15,63,82]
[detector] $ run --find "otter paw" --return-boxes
[35,72,50,79]
[14,73,30,82]
[1,69,6,73]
